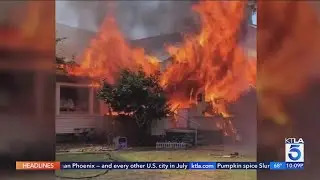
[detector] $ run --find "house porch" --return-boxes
[55,81,104,134]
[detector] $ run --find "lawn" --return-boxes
[56,149,257,180]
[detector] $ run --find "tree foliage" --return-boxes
[97,68,172,128]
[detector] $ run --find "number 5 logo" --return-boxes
[288,145,301,161]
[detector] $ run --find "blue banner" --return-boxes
[270,162,286,170]
[285,162,304,170]
[59,162,303,170]
[60,162,189,170]
[216,162,270,170]
[189,162,216,170]
[270,162,304,170]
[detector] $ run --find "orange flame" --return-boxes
[65,1,256,137]
[67,17,159,84]
[161,1,256,117]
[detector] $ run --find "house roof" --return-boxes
[56,73,94,83]
[56,23,95,63]
[56,23,184,62]
[56,21,256,67]
[130,32,183,49]
[130,32,183,61]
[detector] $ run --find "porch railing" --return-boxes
[156,142,187,149]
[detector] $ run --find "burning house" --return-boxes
[55,1,256,151]
[55,24,184,135]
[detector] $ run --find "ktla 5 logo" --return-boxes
[285,138,304,162]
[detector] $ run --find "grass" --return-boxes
[56,150,257,180]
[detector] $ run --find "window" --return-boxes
[59,86,89,113]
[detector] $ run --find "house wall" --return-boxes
[56,114,101,134]
[188,116,221,131]
[150,112,221,135]
[55,81,103,134]
[175,108,189,128]
[151,117,175,135]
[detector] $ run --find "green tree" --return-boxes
[97,68,172,143]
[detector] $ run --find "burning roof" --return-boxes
[63,1,255,110]
[130,32,184,61]
[56,23,184,63]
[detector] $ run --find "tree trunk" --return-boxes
[136,122,151,146]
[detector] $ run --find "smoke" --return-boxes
[56,1,197,39]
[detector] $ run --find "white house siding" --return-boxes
[151,119,166,136]
[55,81,104,134]
[56,114,101,134]
[175,108,188,128]
[151,117,175,135]
[188,116,221,131]
[150,111,221,136]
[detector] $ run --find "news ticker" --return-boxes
[16,161,304,170]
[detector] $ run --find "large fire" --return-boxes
[161,1,255,117]
[67,17,159,85]
[66,1,256,136]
